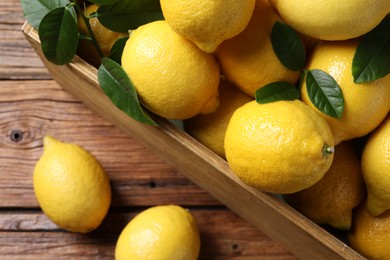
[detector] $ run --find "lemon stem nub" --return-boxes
[323,143,335,158]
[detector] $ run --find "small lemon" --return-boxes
[215,0,300,97]
[348,203,390,260]
[115,205,200,260]
[184,77,253,158]
[121,20,220,120]
[33,136,111,233]
[362,115,390,217]
[77,4,127,67]
[224,100,334,194]
[160,0,255,53]
[284,141,365,230]
[270,0,390,40]
[301,39,390,145]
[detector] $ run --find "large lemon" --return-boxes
[122,21,220,120]
[301,39,390,145]
[270,0,390,40]
[215,0,300,97]
[33,136,111,233]
[362,115,390,217]
[115,205,200,260]
[160,0,255,53]
[225,100,334,194]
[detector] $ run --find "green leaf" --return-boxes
[97,0,164,32]
[271,21,306,71]
[306,69,344,118]
[98,58,157,126]
[352,17,390,83]
[38,6,79,65]
[255,82,299,104]
[88,0,121,5]
[21,0,70,30]
[109,36,129,65]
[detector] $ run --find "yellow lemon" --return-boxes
[270,0,390,40]
[301,39,390,145]
[115,205,200,260]
[284,141,365,230]
[362,115,390,217]
[215,0,300,97]
[77,4,127,67]
[348,203,390,260]
[160,0,255,53]
[122,20,220,120]
[33,135,111,233]
[184,77,253,158]
[224,100,334,194]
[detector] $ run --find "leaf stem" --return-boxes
[71,0,105,58]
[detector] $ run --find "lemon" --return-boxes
[77,4,127,67]
[115,205,200,260]
[160,0,255,53]
[301,39,390,145]
[284,141,365,230]
[270,0,390,40]
[361,115,390,217]
[121,20,220,120]
[184,77,253,158]
[215,0,300,97]
[348,202,390,260]
[33,136,111,233]
[224,100,334,194]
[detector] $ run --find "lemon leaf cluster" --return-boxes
[21,0,160,126]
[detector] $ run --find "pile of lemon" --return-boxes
[33,0,390,259]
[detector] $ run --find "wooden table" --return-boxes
[0,1,296,259]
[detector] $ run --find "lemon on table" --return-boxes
[184,77,253,158]
[121,20,220,120]
[115,205,201,260]
[284,141,365,230]
[33,135,111,233]
[270,0,390,40]
[348,202,390,260]
[224,100,334,194]
[160,0,255,53]
[77,4,127,67]
[215,0,300,97]
[301,39,390,145]
[362,115,390,217]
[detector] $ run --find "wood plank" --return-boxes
[0,1,50,79]
[0,80,218,207]
[0,209,295,259]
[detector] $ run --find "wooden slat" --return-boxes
[0,209,295,259]
[0,1,50,79]
[0,80,219,207]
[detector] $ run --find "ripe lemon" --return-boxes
[184,77,253,158]
[115,205,200,260]
[77,4,127,67]
[215,0,300,97]
[160,0,255,53]
[301,39,390,145]
[33,135,111,233]
[270,0,390,40]
[362,115,390,217]
[121,20,220,120]
[348,203,390,259]
[224,100,334,194]
[284,141,365,230]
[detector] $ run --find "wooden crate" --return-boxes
[21,22,364,260]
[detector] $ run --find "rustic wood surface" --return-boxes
[0,1,296,259]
